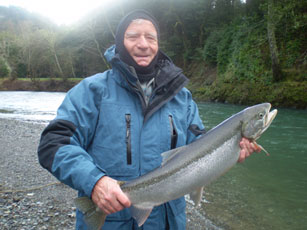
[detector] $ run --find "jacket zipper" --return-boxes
[169,115,178,149]
[125,114,132,165]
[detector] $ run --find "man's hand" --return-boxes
[238,137,261,163]
[91,176,131,215]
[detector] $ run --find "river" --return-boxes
[1,91,306,229]
[0,91,65,123]
[197,103,307,230]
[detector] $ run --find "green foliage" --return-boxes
[260,0,307,75]
[0,57,10,78]
[201,17,273,83]
[193,80,307,109]
[203,30,223,65]
[16,63,27,78]
[216,27,234,74]
[0,1,306,107]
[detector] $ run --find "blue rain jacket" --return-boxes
[38,45,205,229]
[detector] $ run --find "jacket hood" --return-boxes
[115,9,160,74]
[104,45,183,86]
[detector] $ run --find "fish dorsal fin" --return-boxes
[189,187,204,206]
[130,205,153,227]
[161,146,186,166]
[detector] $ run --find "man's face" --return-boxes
[124,19,158,67]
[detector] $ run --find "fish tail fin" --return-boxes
[130,205,153,227]
[74,196,106,230]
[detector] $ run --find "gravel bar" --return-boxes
[0,118,220,230]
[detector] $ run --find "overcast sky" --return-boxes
[0,0,116,25]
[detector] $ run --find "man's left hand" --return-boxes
[238,137,261,163]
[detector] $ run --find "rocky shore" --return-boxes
[0,118,220,230]
[0,119,77,230]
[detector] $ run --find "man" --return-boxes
[38,9,258,229]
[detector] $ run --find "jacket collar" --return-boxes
[104,45,189,122]
[105,45,137,88]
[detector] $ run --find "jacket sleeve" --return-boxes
[186,93,206,144]
[38,77,105,197]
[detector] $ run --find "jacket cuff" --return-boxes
[84,166,106,198]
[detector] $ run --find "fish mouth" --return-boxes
[251,104,278,155]
[260,104,278,137]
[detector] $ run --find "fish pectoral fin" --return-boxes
[189,187,204,206]
[74,197,106,230]
[130,205,153,227]
[161,146,186,166]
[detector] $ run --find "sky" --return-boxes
[0,0,113,25]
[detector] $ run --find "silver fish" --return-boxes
[75,103,277,230]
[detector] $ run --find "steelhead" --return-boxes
[75,103,278,230]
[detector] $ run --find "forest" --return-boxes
[0,0,306,108]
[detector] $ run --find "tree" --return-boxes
[18,21,36,79]
[86,19,110,69]
[0,32,23,78]
[267,0,283,81]
[0,33,12,78]
[0,57,10,77]
[245,0,263,16]
[41,29,65,79]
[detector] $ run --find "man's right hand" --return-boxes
[91,176,131,215]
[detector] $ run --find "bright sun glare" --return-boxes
[0,0,112,25]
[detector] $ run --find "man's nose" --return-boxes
[137,36,149,49]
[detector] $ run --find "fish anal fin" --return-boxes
[189,187,204,206]
[161,146,186,166]
[130,205,153,227]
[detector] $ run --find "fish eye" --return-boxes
[258,113,264,119]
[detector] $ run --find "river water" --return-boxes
[1,91,306,229]
[0,91,65,123]
[198,103,307,230]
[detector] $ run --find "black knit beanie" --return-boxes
[115,9,160,74]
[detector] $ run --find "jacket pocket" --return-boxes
[91,108,137,178]
[169,115,178,149]
[125,114,132,165]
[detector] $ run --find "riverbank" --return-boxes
[0,119,77,230]
[0,118,220,230]
[1,75,306,109]
[0,78,81,92]
[186,63,307,110]
[190,79,307,110]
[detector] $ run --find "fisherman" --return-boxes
[38,9,259,230]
